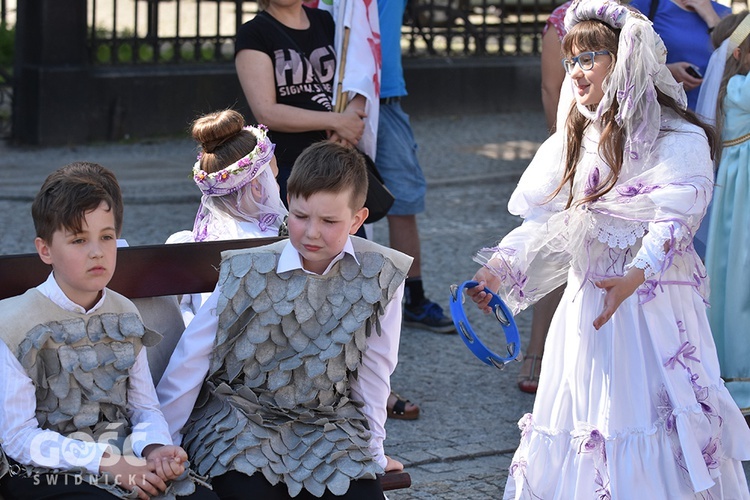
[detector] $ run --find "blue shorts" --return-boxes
[375,101,427,215]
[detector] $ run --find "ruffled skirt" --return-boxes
[504,269,750,499]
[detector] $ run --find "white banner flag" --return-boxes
[318,0,382,160]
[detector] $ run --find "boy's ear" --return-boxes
[733,47,742,62]
[35,237,53,266]
[349,207,369,235]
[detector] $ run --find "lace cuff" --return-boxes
[626,220,690,279]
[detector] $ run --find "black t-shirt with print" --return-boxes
[235,7,336,170]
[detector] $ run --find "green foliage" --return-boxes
[93,38,228,65]
[0,23,14,80]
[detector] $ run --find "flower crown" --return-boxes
[192,124,275,197]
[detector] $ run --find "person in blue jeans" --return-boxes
[376,0,455,337]
[375,0,455,421]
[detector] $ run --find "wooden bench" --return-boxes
[0,237,411,492]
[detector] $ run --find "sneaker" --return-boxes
[403,299,457,334]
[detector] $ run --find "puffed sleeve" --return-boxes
[475,133,572,313]
[624,128,714,281]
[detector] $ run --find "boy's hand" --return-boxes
[467,267,502,314]
[99,450,168,500]
[593,267,645,330]
[144,444,188,481]
[384,455,404,472]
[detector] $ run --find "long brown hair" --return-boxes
[551,20,717,208]
[710,11,750,164]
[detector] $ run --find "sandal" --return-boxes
[387,391,420,420]
[517,354,542,394]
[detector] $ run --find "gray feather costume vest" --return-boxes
[0,289,198,499]
[181,238,411,497]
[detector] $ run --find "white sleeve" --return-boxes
[126,349,173,456]
[0,342,109,475]
[630,175,714,278]
[348,284,404,469]
[156,287,219,445]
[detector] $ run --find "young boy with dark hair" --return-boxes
[0,162,215,500]
[157,141,412,499]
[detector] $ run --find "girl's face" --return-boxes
[565,46,612,107]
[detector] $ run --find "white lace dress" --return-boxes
[477,111,750,499]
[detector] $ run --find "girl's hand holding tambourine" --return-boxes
[468,267,502,313]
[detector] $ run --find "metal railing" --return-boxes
[0,0,15,140]
[88,0,252,64]
[87,0,559,65]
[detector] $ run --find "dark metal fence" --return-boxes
[6,0,558,144]
[87,0,560,66]
[0,0,15,140]
[88,0,253,65]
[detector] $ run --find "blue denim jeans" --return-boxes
[375,101,427,215]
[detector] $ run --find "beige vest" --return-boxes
[0,289,160,438]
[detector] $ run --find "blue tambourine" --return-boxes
[449,280,522,369]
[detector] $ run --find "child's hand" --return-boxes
[593,267,645,330]
[99,449,168,500]
[384,455,404,472]
[467,267,501,314]
[144,444,188,481]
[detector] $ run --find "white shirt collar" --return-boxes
[37,272,107,314]
[277,238,359,275]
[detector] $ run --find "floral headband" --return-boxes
[192,124,275,197]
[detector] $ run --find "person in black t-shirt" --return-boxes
[235,0,367,203]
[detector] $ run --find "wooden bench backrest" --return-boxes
[0,237,283,300]
[0,237,411,491]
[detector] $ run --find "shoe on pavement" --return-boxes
[387,391,420,420]
[403,299,456,334]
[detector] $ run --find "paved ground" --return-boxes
[1,110,747,499]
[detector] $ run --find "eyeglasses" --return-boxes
[561,51,610,74]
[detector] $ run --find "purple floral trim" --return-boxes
[578,429,608,467]
[192,125,274,197]
[478,245,533,301]
[616,82,636,116]
[663,341,701,370]
[615,181,661,201]
[595,471,611,500]
[702,438,721,470]
[518,413,533,437]
[585,167,601,197]
[657,385,677,434]
[688,368,724,426]
[574,427,610,499]
[509,458,527,478]
[257,212,279,233]
[509,414,545,499]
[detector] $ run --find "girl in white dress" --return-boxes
[167,109,288,324]
[470,0,750,497]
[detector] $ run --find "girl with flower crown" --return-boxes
[469,0,750,497]
[166,109,288,325]
[696,11,750,420]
